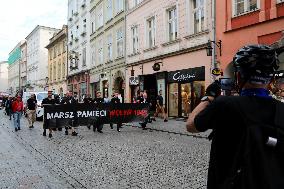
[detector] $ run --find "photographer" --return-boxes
[186,45,284,189]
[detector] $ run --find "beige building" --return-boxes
[46,25,68,96]
[20,41,27,93]
[125,0,213,117]
[89,0,126,99]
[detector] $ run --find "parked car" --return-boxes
[23,91,48,120]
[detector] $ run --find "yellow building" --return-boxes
[46,25,68,96]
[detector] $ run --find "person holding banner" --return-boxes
[42,91,55,138]
[60,91,78,136]
[93,91,104,133]
[110,92,122,132]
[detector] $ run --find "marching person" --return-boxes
[11,96,24,132]
[93,91,104,133]
[153,90,168,122]
[5,96,13,120]
[110,92,122,132]
[60,91,78,136]
[186,45,284,189]
[42,91,55,138]
[26,94,37,128]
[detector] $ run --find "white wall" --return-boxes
[0,62,9,93]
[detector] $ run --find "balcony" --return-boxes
[80,31,86,37]
[68,17,73,21]
[74,37,79,42]
[73,12,79,16]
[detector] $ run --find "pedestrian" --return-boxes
[5,96,13,120]
[186,45,284,189]
[110,92,122,132]
[137,90,151,130]
[93,91,104,133]
[153,90,168,122]
[60,91,78,136]
[42,91,56,138]
[26,94,37,128]
[103,93,110,103]
[11,96,24,132]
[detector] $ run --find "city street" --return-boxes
[0,109,211,189]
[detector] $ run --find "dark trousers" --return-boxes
[93,122,103,131]
[110,123,121,131]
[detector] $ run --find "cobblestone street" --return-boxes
[0,109,211,189]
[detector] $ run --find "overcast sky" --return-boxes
[0,0,67,61]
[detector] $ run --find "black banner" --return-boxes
[43,103,149,129]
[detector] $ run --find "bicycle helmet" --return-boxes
[233,44,279,84]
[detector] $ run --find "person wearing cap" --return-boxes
[11,96,24,132]
[186,45,284,189]
[26,94,37,128]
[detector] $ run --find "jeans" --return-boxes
[13,112,22,129]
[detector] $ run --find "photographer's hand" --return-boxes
[186,96,214,133]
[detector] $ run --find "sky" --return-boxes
[0,0,67,61]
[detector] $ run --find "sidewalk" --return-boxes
[126,118,212,139]
[0,123,71,189]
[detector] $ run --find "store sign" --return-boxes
[212,68,222,76]
[129,77,139,85]
[168,66,205,82]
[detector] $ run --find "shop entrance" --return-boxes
[143,74,157,111]
[168,81,205,117]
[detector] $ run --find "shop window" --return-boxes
[169,83,179,117]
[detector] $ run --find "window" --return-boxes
[134,0,142,6]
[63,41,66,52]
[62,59,65,78]
[147,17,155,48]
[49,64,52,82]
[97,4,103,28]
[233,0,258,16]
[106,0,113,21]
[98,39,103,64]
[107,34,113,61]
[131,26,139,53]
[193,0,205,33]
[116,28,124,58]
[91,47,96,65]
[167,7,178,41]
[53,62,56,81]
[58,44,61,55]
[53,46,56,58]
[115,0,124,14]
[58,61,61,80]
[82,48,86,66]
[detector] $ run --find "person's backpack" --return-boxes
[221,101,284,189]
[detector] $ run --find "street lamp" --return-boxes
[206,40,222,56]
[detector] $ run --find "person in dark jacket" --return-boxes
[42,91,56,138]
[60,91,78,136]
[110,92,123,132]
[93,91,104,133]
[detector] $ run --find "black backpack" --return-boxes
[221,101,284,189]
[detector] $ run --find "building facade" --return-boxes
[89,0,126,99]
[216,0,284,77]
[8,41,25,95]
[25,25,59,92]
[20,41,27,93]
[67,0,91,100]
[0,61,9,93]
[125,0,213,117]
[46,25,68,96]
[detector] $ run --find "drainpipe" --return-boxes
[124,1,127,102]
[212,0,217,81]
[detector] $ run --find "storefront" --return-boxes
[67,71,90,101]
[167,66,205,118]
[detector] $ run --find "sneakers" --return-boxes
[87,125,91,129]
[17,127,21,130]
[43,131,46,136]
[48,133,52,138]
[71,131,78,136]
[15,128,18,132]
[98,130,103,133]
[29,126,33,128]
[164,119,168,122]
[31,125,34,128]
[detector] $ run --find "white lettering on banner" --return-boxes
[46,111,107,119]
[172,72,195,81]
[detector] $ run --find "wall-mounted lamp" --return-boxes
[206,40,222,56]
[131,66,135,76]
[152,61,163,71]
